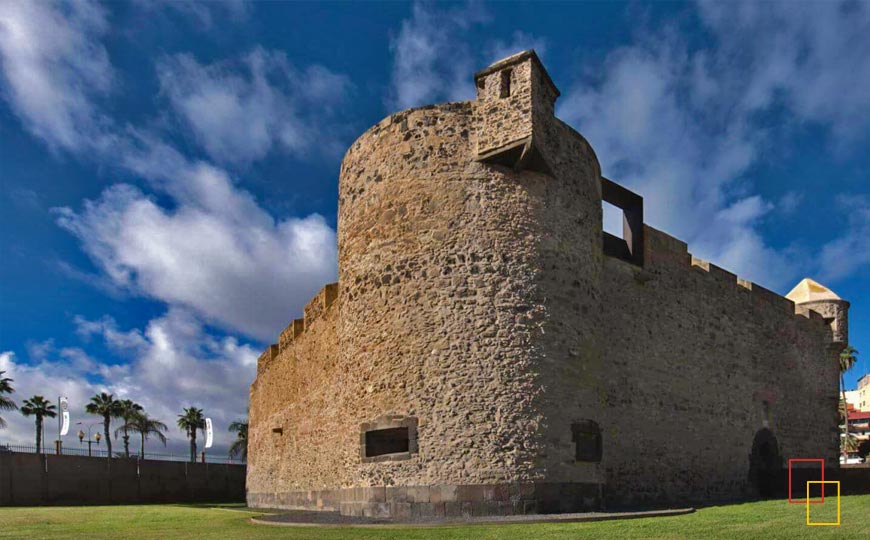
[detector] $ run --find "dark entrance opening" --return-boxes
[749,428,781,498]
[364,427,410,457]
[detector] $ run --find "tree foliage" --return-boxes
[0,370,16,429]
[20,395,57,452]
[177,406,205,463]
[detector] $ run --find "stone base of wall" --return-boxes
[248,482,603,518]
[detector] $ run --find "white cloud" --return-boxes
[1,350,102,450]
[1,310,257,455]
[0,2,340,342]
[54,158,337,341]
[132,0,249,30]
[698,0,870,144]
[819,194,870,282]
[778,191,804,216]
[157,48,352,164]
[0,0,115,153]
[388,2,490,110]
[0,1,333,454]
[558,1,870,290]
[0,2,351,166]
[74,315,148,351]
[485,31,548,65]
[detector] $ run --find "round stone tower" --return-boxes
[786,278,850,347]
[336,50,607,514]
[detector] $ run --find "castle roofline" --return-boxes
[785,277,844,304]
[474,49,560,98]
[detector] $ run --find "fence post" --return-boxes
[41,454,49,504]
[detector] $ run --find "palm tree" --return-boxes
[114,400,143,458]
[86,392,120,459]
[19,396,57,453]
[839,345,859,454]
[177,407,205,463]
[118,411,168,458]
[228,419,248,460]
[0,370,16,429]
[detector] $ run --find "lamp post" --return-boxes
[76,421,102,457]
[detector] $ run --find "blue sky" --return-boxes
[0,1,868,453]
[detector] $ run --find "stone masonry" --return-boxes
[247,50,849,518]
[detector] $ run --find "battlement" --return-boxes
[257,282,340,374]
[256,344,279,369]
[632,225,836,340]
[303,282,339,327]
[278,318,305,351]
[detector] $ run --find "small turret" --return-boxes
[786,278,850,346]
[473,50,559,175]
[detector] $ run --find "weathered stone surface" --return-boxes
[246,50,846,517]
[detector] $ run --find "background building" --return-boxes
[845,374,870,412]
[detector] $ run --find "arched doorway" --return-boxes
[749,428,781,497]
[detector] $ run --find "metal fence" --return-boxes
[0,443,245,465]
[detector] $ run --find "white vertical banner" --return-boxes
[59,396,70,437]
[204,418,213,449]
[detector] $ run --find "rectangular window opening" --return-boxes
[603,201,624,239]
[365,427,410,457]
[572,421,602,463]
[601,178,644,266]
[499,69,512,98]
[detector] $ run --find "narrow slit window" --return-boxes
[499,69,512,98]
[365,427,409,457]
[572,420,602,462]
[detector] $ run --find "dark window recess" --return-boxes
[572,420,602,462]
[601,177,644,266]
[499,69,512,98]
[364,427,410,457]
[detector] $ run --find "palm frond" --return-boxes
[229,439,246,459]
[20,395,57,418]
[0,395,16,412]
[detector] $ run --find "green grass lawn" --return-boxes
[1,496,868,540]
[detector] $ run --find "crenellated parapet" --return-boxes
[278,318,305,351]
[256,344,280,373]
[635,225,846,334]
[303,282,339,328]
[256,282,340,375]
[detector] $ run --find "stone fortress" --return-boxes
[247,51,850,518]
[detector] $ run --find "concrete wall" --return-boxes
[0,453,245,506]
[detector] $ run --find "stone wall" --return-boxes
[249,79,606,514]
[247,289,341,494]
[594,226,839,507]
[0,453,245,506]
[246,50,844,517]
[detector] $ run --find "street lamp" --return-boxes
[76,421,102,457]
